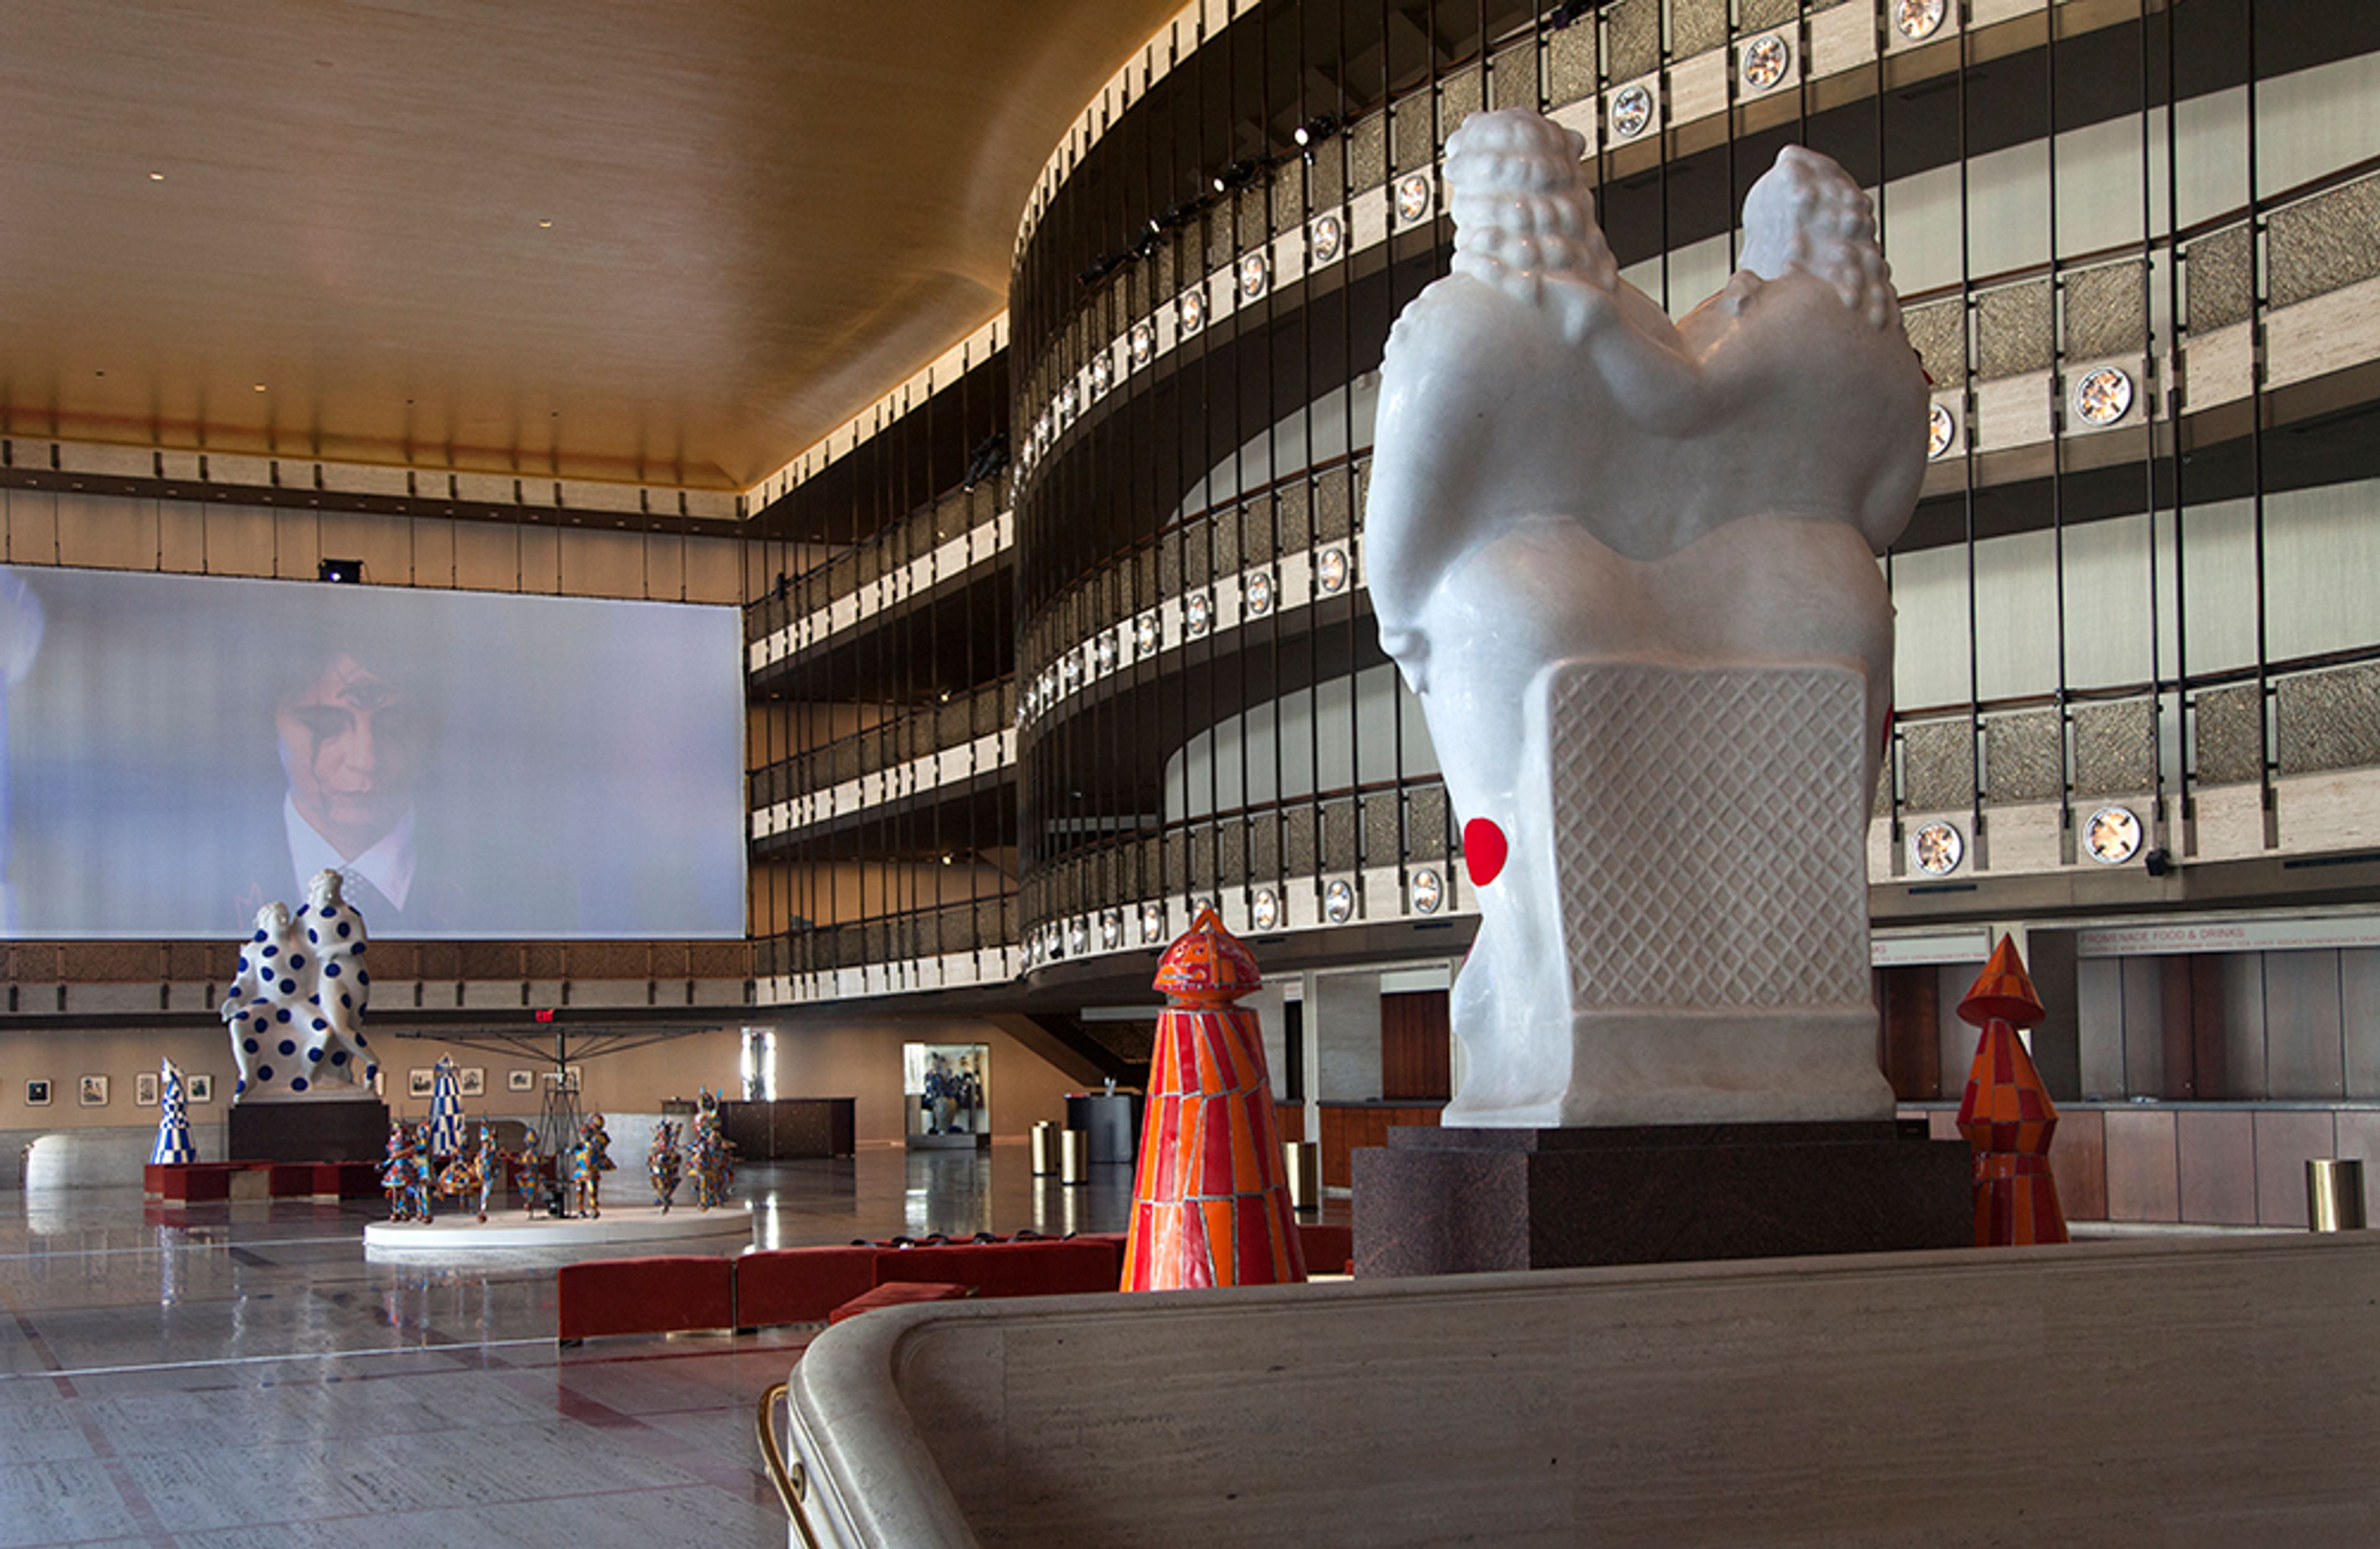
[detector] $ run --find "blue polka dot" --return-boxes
[358,971,370,986]
[364,1064,377,1081]
[275,1009,291,1023]
[341,994,353,1007]
[307,1047,323,1062]
[307,994,320,1005]
[278,1040,295,1056]
[234,1079,247,1094]
[322,906,338,919]
[355,1033,367,1047]
[257,1064,274,1081]
[353,942,367,955]
[252,930,267,943]
[237,955,249,973]
[242,1038,258,1054]
[290,955,305,970]
[252,1017,268,1033]
[330,1051,348,1066]
[337,922,351,937]
[262,945,277,958]
[312,1019,327,1031]
[291,1078,307,1092]
[324,963,340,978]
[307,929,319,944]
[278,979,296,994]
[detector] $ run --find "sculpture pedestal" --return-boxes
[228,1097,389,1163]
[1352,1121,1970,1278]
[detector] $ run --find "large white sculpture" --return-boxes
[1365,111,1927,1128]
[221,869,377,1099]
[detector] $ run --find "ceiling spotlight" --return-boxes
[1294,115,1341,149]
[537,219,553,228]
[148,171,165,182]
[252,383,266,392]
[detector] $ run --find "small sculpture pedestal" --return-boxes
[228,1095,390,1163]
[1352,1121,1970,1278]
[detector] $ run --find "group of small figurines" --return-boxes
[381,1089,734,1224]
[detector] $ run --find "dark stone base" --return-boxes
[228,1099,390,1163]
[1352,1120,1972,1278]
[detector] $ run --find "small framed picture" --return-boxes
[187,1074,214,1104]
[79,1074,109,1107]
[458,1067,486,1097]
[135,1073,159,1107]
[25,1079,52,1108]
[407,1069,434,1099]
[507,1069,536,1093]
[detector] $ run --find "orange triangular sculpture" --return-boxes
[1121,908,1307,1291]
[1955,938,2068,1247]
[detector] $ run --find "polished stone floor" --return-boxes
[0,1143,1137,1548]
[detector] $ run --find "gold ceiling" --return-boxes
[0,1,1183,491]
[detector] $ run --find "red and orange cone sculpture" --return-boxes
[1121,908,1307,1291]
[1955,937,2069,1246]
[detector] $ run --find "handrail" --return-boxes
[756,1380,826,1548]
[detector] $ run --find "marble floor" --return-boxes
[0,1143,1138,1548]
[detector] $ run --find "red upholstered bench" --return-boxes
[733,1246,883,1330]
[556,1254,736,1343]
[145,1162,246,1202]
[267,1164,319,1198]
[873,1239,1122,1300]
[311,1161,380,1200]
[828,1280,972,1324]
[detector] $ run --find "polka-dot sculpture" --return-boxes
[218,869,376,1101]
[1121,908,1307,1292]
[151,1057,197,1164]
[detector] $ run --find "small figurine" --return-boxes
[510,1136,546,1219]
[687,1088,736,1211]
[472,1123,499,1221]
[381,1120,421,1222]
[566,1113,616,1218]
[435,1124,498,1224]
[648,1120,683,1212]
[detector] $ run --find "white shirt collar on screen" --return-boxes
[284,797,416,913]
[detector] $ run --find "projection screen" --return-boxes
[0,565,745,939]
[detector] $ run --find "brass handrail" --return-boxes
[756,1380,825,1548]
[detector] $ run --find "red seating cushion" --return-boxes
[733,1246,883,1328]
[873,1239,1121,1300]
[557,1254,734,1341]
[1297,1222,1353,1276]
[828,1281,972,1324]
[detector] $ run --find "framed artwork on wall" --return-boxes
[79,1075,108,1107]
[507,1069,536,1093]
[135,1073,159,1107]
[458,1067,485,1097]
[25,1079,51,1107]
[187,1074,214,1104]
[407,1069,434,1099]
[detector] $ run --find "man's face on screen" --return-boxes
[276,653,429,857]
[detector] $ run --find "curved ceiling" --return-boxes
[0,1,1183,491]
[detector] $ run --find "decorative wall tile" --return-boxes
[1364,791,1401,866]
[1349,111,1388,191]
[1323,799,1359,871]
[1408,785,1450,859]
[1977,279,2055,379]
[1392,90,1435,174]
[1740,0,1799,27]
[2186,225,2254,332]
[1902,719,1977,812]
[1985,709,2063,803]
[1284,807,1318,874]
[1492,40,1541,112]
[1277,482,1311,551]
[1605,0,1661,84]
[1316,468,1353,542]
[2063,260,2148,361]
[1547,23,1597,107]
[2270,178,2380,309]
[1441,69,1484,143]
[1672,0,1729,59]
[2072,700,2156,796]
[1902,298,1968,385]
[1308,138,1345,206]
[2278,664,2380,776]
[2193,684,2263,786]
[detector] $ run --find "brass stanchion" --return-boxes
[2307,1158,2367,1232]
[1059,1128,1088,1185]
[1029,1120,1056,1177]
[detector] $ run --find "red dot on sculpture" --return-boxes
[1463,817,1507,887]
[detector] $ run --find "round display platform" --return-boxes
[363,1202,752,1253]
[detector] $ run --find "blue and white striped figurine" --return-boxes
[427,1056,464,1159]
[151,1057,197,1164]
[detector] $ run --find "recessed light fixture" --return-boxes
[252,384,266,392]
[537,219,553,229]
[148,172,164,182]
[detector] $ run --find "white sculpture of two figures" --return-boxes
[1365,112,1926,1128]
[220,869,377,1100]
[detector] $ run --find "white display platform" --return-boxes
[363,1202,751,1253]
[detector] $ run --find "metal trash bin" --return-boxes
[2307,1158,2367,1232]
[1283,1140,1322,1214]
[1059,1129,1089,1186]
[1029,1120,1056,1177]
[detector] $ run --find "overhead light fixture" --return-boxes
[252,383,267,392]
[537,219,553,229]
[1293,115,1340,149]
[148,171,165,182]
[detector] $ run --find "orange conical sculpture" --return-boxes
[1955,937,2069,1246]
[1121,908,1307,1291]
